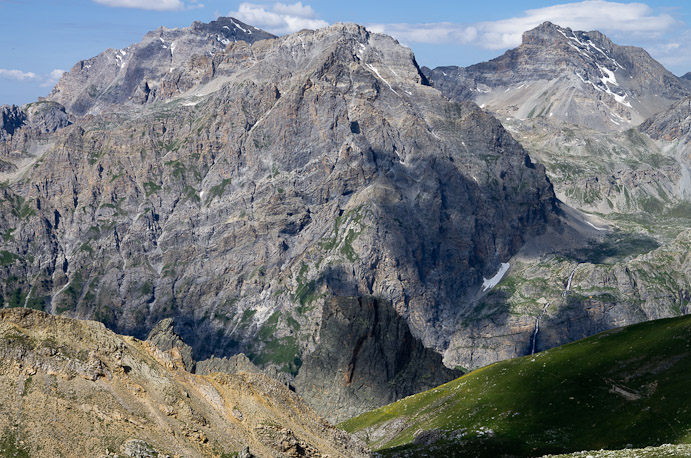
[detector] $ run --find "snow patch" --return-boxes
[482,263,510,292]
[230,19,250,34]
[599,66,618,86]
[586,221,606,231]
[365,63,398,95]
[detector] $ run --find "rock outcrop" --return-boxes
[0,105,27,140]
[295,296,462,423]
[0,308,370,458]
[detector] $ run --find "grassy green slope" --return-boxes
[340,315,691,458]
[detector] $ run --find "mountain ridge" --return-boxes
[1,19,561,419]
[424,21,690,132]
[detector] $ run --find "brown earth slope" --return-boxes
[0,308,369,458]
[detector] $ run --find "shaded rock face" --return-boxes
[1,20,558,416]
[638,96,691,199]
[0,105,27,140]
[295,296,462,423]
[424,22,690,132]
[640,96,691,143]
[0,308,371,458]
[47,17,275,115]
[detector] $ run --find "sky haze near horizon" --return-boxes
[1,0,690,105]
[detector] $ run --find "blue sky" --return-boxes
[1,0,690,105]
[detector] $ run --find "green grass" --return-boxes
[0,428,30,458]
[341,315,691,457]
[205,178,232,205]
[0,250,21,266]
[565,231,660,264]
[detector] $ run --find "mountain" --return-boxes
[413,22,691,371]
[47,17,275,116]
[0,19,560,419]
[0,308,370,458]
[341,314,691,458]
[424,21,690,132]
[424,22,691,218]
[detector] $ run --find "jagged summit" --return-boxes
[424,22,690,131]
[47,17,276,116]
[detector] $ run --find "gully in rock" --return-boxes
[530,301,550,355]
[563,264,579,297]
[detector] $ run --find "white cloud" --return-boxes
[369,1,677,50]
[92,0,187,11]
[0,68,66,88]
[41,69,66,88]
[0,69,37,81]
[228,2,328,35]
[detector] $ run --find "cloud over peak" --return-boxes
[0,69,38,81]
[369,0,677,50]
[228,2,328,35]
[0,68,65,88]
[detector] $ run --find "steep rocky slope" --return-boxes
[47,17,275,115]
[446,228,691,369]
[639,96,691,200]
[0,308,370,458]
[0,20,559,418]
[342,314,691,457]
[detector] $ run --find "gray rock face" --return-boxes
[638,96,691,199]
[1,105,27,140]
[424,22,690,132]
[195,353,261,376]
[640,96,691,142]
[146,318,196,371]
[295,296,462,423]
[47,17,275,116]
[1,20,558,417]
[1,102,70,140]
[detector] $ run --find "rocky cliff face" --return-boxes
[424,21,689,132]
[639,96,691,200]
[295,296,462,423]
[0,308,370,458]
[0,20,559,418]
[0,105,26,141]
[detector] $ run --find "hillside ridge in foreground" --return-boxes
[341,314,691,458]
[0,308,370,458]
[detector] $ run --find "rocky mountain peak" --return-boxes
[522,21,613,53]
[1,15,560,419]
[424,22,690,131]
[46,17,276,116]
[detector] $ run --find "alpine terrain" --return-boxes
[0,12,689,458]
